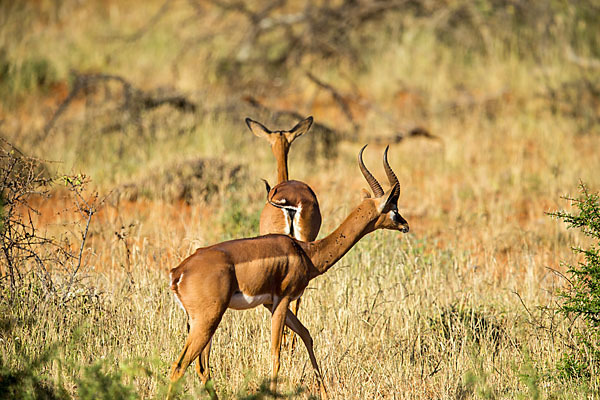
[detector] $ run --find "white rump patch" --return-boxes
[171,272,185,312]
[228,291,273,310]
[172,272,184,287]
[173,293,185,312]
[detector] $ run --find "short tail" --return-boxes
[170,268,183,292]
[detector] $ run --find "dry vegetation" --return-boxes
[1,0,600,399]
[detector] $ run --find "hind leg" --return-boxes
[195,338,217,399]
[168,315,224,399]
[285,310,328,399]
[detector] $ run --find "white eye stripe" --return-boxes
[388,210,400,222]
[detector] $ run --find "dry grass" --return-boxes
[1,1,600,399]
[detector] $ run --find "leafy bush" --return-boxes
[550,183,600,379]
[76,362,138,400]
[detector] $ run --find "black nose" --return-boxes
[401,224,409,233]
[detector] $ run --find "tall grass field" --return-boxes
[1,1,599,399]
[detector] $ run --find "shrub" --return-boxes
[549,183,600,379]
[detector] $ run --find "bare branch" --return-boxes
[43,71,197,137]
[306,72,358,132]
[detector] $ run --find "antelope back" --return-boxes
[260,180,321,242]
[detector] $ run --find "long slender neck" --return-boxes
[271,140,290,183]
[275,151,289,183]
[302,202,378,278]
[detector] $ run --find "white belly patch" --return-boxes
[228,291,273,310]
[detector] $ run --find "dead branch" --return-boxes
[304,73,436,144]
[208,0,407,67]
[435,88,510,117]
[371,127,439,145]
[43,71,197,137]
[306,72,358,132]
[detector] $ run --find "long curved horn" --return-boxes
[383,145,400,197]
[358,145,383,197]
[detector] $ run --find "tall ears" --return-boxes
[245,118,272,139]
[245,116,313,144]
[376,183,399,213]
[284,116,313,143]
[361,188,372,200]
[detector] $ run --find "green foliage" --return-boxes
[75,362,138,400]
[430,303,504,349]
[556,353,590,381]
[0,343,69,400]
[458,357,498,400]
[550,184,600,378]
[218,195,261,241]
[0,307,67,400]
[516,358,541,400]
[0,50,57,101]
[0,281,158,400]
[0,314,154,400]
[234,375,313,400]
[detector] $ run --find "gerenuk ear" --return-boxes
[285,116,313,143]
[377,183,399,213]
[245,118,272,140]
[361,188,372,200]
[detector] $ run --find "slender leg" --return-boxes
[195,338,217,399]
[291,297,301,317]
[284,310,329,400]
[290,297,302,354]
[269,296,291,394]
[167,316,224,400]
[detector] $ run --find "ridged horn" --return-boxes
[383,145,400,197]
[358,145,383,197]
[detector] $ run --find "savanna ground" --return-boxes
[1,1,600,399]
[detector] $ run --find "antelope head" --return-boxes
[245,117,314,180]
[358,145,409,233]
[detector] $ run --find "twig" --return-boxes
[512,290,545,330]
[371,127,438,145]
[305,71,358,131]
[545,265,573,286]
[43,71,197,137]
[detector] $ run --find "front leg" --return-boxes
[270,296,291,394]
[284,310,328,399]
[287,297,301,351]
